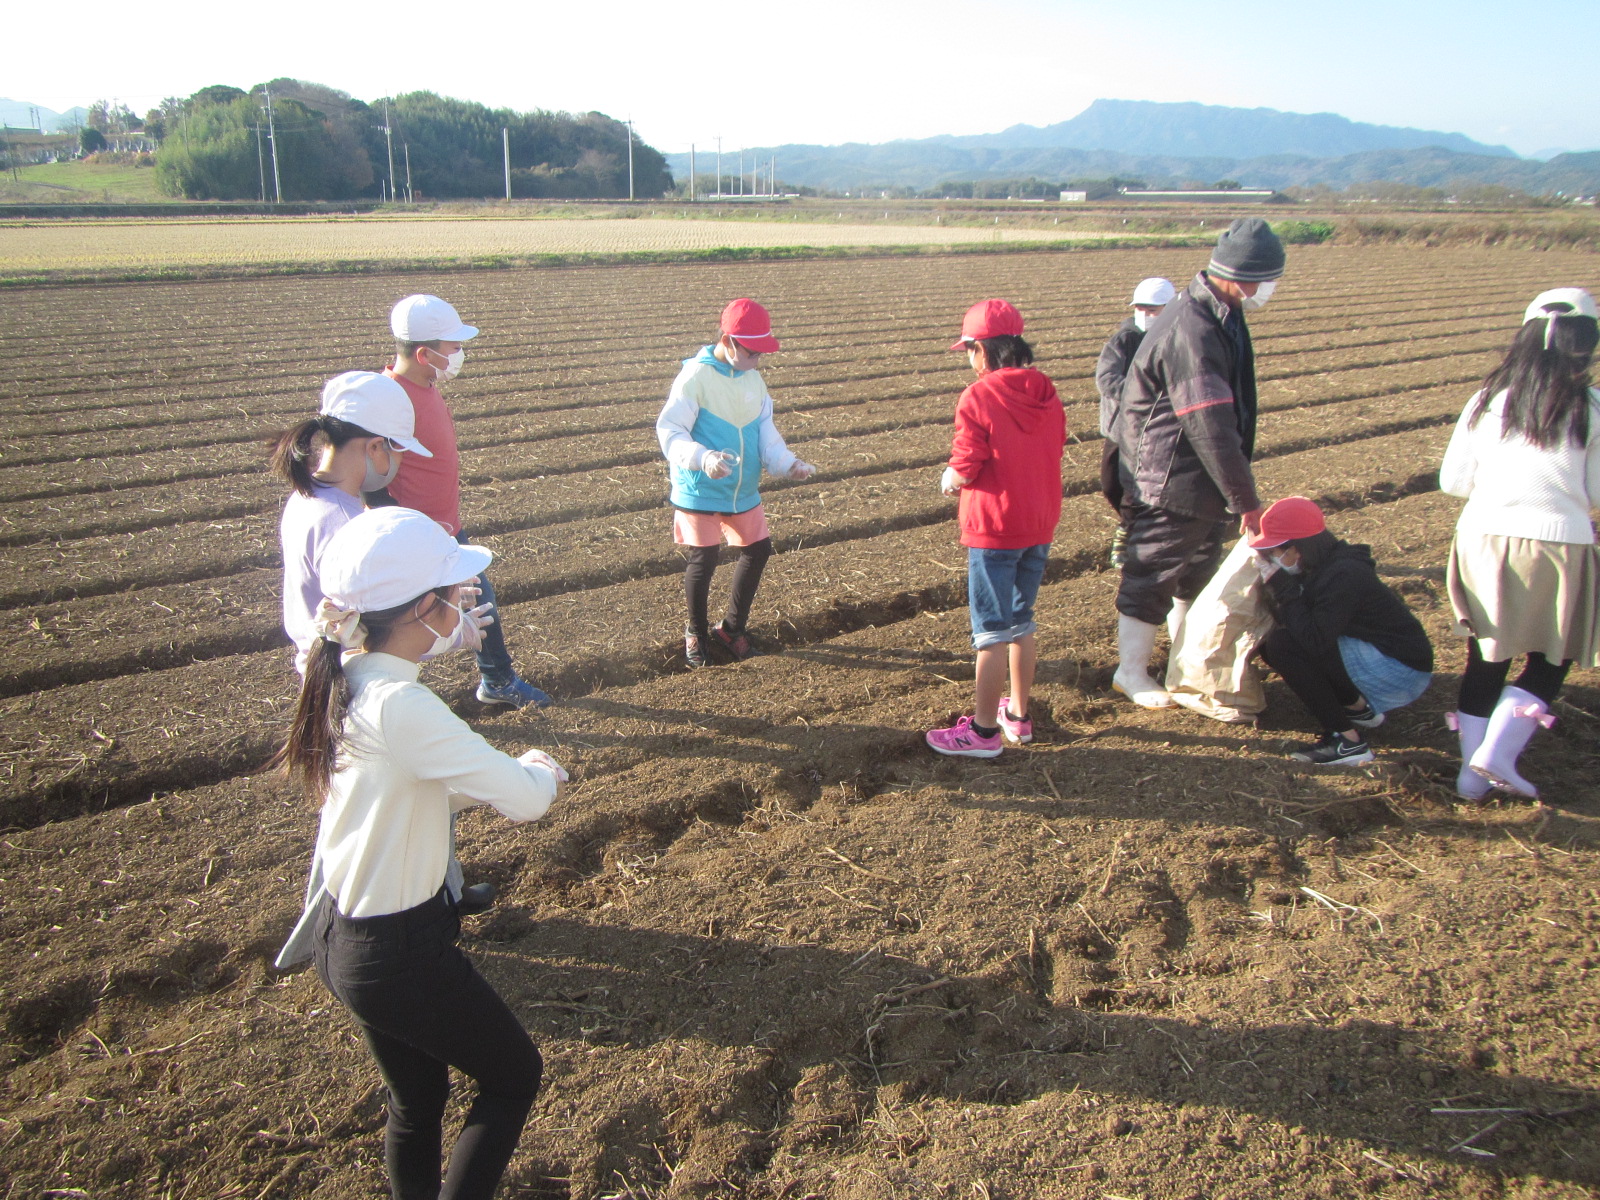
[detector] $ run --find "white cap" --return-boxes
[1523,287,1598,325]
[390,294,479,342]
[1130,277,1176,307]
[319,371,433,457]
[321,508,493,614]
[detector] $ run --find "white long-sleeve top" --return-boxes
[316,652,558,918]
[1440,387,1600,545]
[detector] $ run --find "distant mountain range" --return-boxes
[0,98,87,132]
[667,100,1600,195]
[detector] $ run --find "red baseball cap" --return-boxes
[951,299,1024,350]
[1247,496,1327,549]
[720,298,780,353]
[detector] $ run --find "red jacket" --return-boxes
[949,367,1066,549]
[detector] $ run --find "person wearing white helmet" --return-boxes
[277,507,567,1200]
[1441,287,1600,802]
[384,294,552,709]
[1096,277,1175,568]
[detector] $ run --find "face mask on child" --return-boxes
[1271,552,1301,575]
[418,600,465,656]
[1133,311,1150,333]
[430,347,465,383]
[361,441,402,492]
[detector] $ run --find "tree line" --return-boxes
[147,80,671,201]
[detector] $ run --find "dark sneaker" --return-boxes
[1290,732,1375,766]
[457,882,496,916]
[476,677,553,708]
[1346,702,1385,730]
[711,621,754,661]
[685,625,711,668]
[1109,524,1129,569]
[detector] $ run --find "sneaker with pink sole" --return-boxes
[997,697,1033,744]
[925,715,1003,758]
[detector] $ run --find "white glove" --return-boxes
[1255,554,1280,582]
[940,466,970,496]
[700,449,736,479]
[788,459,817,481]
[518,747,569,783]
[457,601,495,651]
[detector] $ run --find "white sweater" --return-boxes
[317,653,558,918]
[1440,388,1600,545]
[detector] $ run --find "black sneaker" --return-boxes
[1345,702,1384,730]
[685,625,711,668]
[1290,732,1375,766]
[711,621,754,661]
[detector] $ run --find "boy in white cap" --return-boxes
[384,294,551,708]
[1096,277,1175,568]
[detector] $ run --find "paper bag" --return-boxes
[1165,537,1275,724]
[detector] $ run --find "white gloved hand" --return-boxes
[788,459,817,481]
[518,747,570,783]
[457,599,496,651]
[701,449,736,479]
[940,466,970,496]
[1255,554,1280,582]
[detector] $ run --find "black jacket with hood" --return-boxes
[1262,534,1434,673]
[1115,272,1261,521]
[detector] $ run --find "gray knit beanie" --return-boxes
[1207,218,1286,283]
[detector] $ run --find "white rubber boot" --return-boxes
[1469,686,1553,799]
[1445,712,1492,801]
[1113,614,1173,708]
[1166,598,1191,645]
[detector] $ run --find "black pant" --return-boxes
[683,537,772,635]
[1457,639,1571,717]
[1115,504,1227,625]
[1100,440,1127,517]
[1256,626,1363,733]
[314,889,541,1200]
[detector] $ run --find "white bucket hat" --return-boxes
[390,294,479,342]
[320,371,433,456]
[320,508,492,614]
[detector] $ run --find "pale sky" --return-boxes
[8,1,1594,158]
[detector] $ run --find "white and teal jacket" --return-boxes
[656,346,799,514]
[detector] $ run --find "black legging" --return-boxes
[1256,626,1364,733]
[1457,639,1571,717]
[683,538,772,635]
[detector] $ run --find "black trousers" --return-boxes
[1256,626,1362,733]
[683,538,772,635]
[1457,639,1571,717]
[1099,440,1127,517]
[314,889,541,1200]
[1115,504,1228,625]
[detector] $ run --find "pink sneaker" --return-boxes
[997,697,1033,744]
[925,715,1003,758]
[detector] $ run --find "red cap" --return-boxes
[720,298,780,353]
[950,299,1024,350]
[1247,496,1326,549]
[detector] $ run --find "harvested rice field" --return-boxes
[0,243,1596,1199]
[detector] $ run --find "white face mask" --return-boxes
[431,347,465,383]
[1271,552,1301,575]
[360,441,402,492]
[418,600,464,656]
[1241,280,1278,312]
[1133,311,1150,333]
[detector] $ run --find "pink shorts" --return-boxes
[672,505,771,548]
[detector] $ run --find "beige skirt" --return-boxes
[1447,531,1600,666]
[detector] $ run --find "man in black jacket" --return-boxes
[1111,218,1286,707]
[1250,497,1434,765]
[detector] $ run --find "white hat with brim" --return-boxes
[1523,287,1598,324]
[1130,277,1176,307]
[320,371,433,457]
[390,294,479,342]
[320,508,492,614]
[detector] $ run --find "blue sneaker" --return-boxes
[476,677,553,708]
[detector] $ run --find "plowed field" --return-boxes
[1,245,1597,1200]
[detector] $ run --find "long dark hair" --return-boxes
[274,587,451,801]
[269,415,379,498]
[1470,306,1600,449]
[974,334,1035,370]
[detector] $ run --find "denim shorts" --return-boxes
[968,544,1049,649]
[1338,636,1432,714]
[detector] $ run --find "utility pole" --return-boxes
[626,117,635,201]
[404,143,412,203]
[254,123,266,202]
[264,88,282,203]
[689,144,696,202]
[738,148,743,196]
[715,136,721,199]
[383,99,396,204]
[503,127,511,200]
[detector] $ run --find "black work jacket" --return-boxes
[1115,272,1261,521]
[1094,317,1144,437]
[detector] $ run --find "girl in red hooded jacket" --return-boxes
[926,300,1067,758]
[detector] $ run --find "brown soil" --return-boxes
[1,245,1597,1199]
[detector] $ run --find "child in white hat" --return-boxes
[1095,278,1174,568]
[276,506,567,1200]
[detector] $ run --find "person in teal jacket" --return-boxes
[656,298,817,667]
